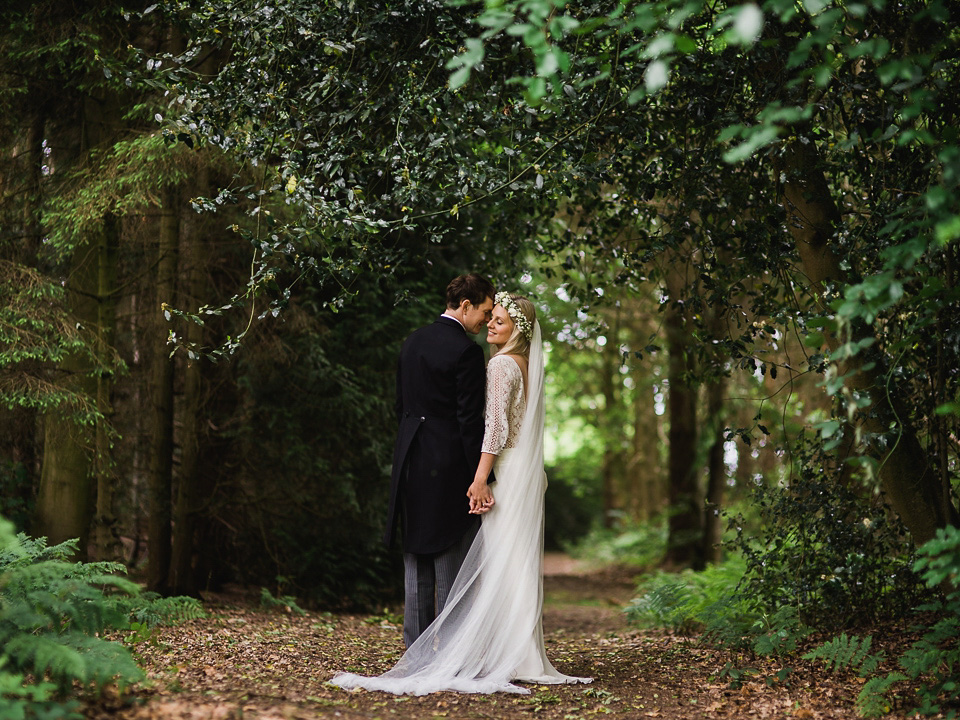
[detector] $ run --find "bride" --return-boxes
[331,292,593,695]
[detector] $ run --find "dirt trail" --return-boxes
[85,557,889,719]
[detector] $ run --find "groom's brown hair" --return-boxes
[445,274,495,309]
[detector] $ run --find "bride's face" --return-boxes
[486,305,515,348]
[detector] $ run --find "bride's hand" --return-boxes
[467,480,495,514]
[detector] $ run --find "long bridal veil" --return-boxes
[331,321,591,695]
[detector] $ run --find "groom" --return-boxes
[385,273,496,648]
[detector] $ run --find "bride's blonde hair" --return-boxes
[493,294,536,359]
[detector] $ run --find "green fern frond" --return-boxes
[0,660,80,719]
[750,605,810,657]
[624,582,690,628]
[802,634,885,677]
[699,595,761,650]
[62,633,145,689]
[123,594,207,626]
[857,673,906,718]
[1,517,145,699]
[259,587,306,616]
[4,634,87,687]
[900,647,938,679]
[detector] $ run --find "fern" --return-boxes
[858,673,907,719]
[0,515,145,712]
[895,525,960,718]
[0,657,81,720]
[802,634,885,676]
[120,592,207,627]
[625,582,690,628]
[260,586,306,616]
[627,557,752,635]
[698,594,762,650]
[807,523,960,720]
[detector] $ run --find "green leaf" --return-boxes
[723,126,779,163]
[817,419,841,438]
[729,4,764,45]
[935,215,960,244]
[644,60,669,93]
[935,402,960,416]
[448,65,471,90]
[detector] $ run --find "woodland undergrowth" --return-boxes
[0,515,203,719]
[624,453,960,719]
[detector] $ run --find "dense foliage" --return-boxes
[0,516,142,717]
[451,0,960,537]
[727,436,927,629]
[153,0,960,546]
[800,525,960,717]
[1,0,958,643]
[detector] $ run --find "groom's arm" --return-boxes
[454,343,487,473]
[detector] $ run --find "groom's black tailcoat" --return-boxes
[384,316,486,555]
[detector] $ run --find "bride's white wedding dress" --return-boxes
[331,321,592,695]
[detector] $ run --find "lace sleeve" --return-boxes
[481,355,521,455]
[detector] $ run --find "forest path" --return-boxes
[86,556,875,719]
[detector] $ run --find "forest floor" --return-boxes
[84,554,912,719]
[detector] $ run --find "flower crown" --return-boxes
[495,292,533,341]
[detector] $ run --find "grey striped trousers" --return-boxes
[402,521,479,649]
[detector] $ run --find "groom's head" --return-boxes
[446,274,495,334]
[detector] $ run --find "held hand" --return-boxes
[471,496,495,514]
[467,480,495,514]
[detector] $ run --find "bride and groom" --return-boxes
[332,274,592,695]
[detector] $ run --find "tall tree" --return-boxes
[147,187,179,592]
[663,250,702,567]
[168,170,209,595]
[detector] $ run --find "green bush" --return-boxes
[625,555,810,661]
[625,556,749,632]
[0,516,144,716]
[568,517,668,568]
[120,592,206,627]
[725,436,927,629]
[802,525,960,718]
[898,525,960,718]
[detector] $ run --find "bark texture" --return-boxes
[663,254,703,568]
[148,187,179,592]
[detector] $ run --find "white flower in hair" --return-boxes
[495,292,533,340]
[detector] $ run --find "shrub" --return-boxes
[625,556,749,632]
[568,517,668,568]
[724,436,927,629]
[898,525,960,718]
[802,525,960,718]
[0,516,144,716]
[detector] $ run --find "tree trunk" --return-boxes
[701,375,726,564]
[663,270,703,568]
[36,240,99,557]
[35,43,127,559]
[92,213,123,561]
[148,187,179,593]
[0,107,46,531]
[628,398,646,522]
[599,303,624,528]
[168,193,207,595]
[776,138,959,544]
